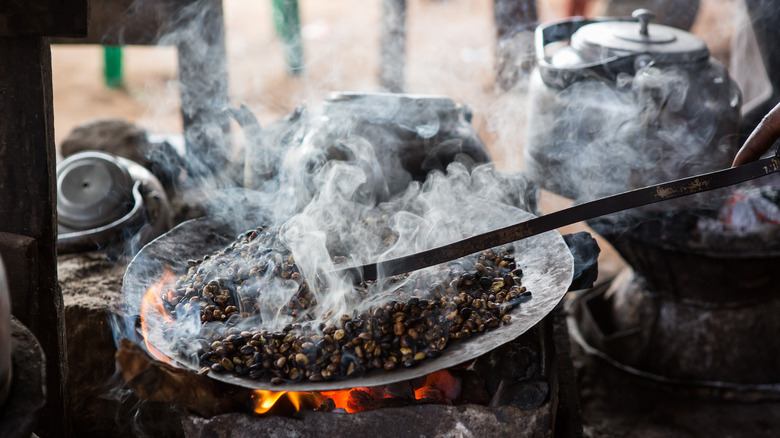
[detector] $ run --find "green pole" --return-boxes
[103,46,124,88]
[271,0,304,74]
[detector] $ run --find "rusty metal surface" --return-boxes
[123,214,574,391]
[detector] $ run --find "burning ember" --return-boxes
[250,369,464,415]
[715,187,780,230]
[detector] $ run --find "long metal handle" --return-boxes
[346,151,780,281]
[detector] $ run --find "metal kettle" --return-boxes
[56,151,172,255]
[523,9,741,203]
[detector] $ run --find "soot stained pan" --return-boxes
[122,215,573,391]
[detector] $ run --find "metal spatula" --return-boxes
[342,148,780,282]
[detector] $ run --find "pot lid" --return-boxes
[57,151,135,230]
[571,9,709,65]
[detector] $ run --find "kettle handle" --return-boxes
[535,16,638,89]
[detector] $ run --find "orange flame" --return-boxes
[139,269,177,364]
[252,391,288,414]
[252,389,364,414]
[250,372,460,415]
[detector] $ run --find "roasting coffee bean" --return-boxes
[165,229,531,383]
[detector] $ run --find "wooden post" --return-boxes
[173,0,232,177]
[379,0,407,93]
[0,36,69,437]
[52,0,232,179]
[493,0,537,91]
[0,4,88,437]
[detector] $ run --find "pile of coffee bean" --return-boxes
[158,226,531,383]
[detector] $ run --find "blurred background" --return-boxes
[50,0,739,171]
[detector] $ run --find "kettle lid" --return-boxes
[571,9,709,65]
[57,151,135,230]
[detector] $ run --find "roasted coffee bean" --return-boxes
[220,358,235,371]
[199,352,213,363]
[426,349,441,359]
[171,234,532,383]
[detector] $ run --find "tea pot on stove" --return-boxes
[523,9,741,203]
[56,151,172,255]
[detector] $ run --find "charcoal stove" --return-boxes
[118,217,591,436]
[517,5,780,397]
[566,208,780,392]
[178,310,581,438]
[55,230,589,437]
[99,93,601,437]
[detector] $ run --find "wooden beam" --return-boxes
[174,0,231,176]
[52,0,174,45]
[379,0,406,93]
[493,0,537,90]
[0,36,70,437]
[52,0,232,176]
[0,0,88,37]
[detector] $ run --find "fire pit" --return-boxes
[114,217,589,436]
[568,206,780,389]
[97,93,599,436]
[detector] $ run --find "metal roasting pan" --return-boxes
[122,214,574,391]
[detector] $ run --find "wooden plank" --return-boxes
[52,0,175,46]
[0,233,39,334]
[174,0,231,176]
[0,37,69,437]
[493,0,537,90]
[53,0,232,175]
[379,0,406,93]
[0,0,88,37]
